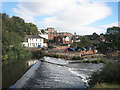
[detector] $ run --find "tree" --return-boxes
[71,36,92,48]
[106,26,120,50]
[1,13,39,61]
[41,29,46,34]
[97,26,120,53]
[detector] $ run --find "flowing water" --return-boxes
[23,57,103,88]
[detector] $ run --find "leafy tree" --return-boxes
[106,26,120,50]
[1,13,39,61]
[41,29,46,34]
[96,26,120,53]
[71,36,92,48]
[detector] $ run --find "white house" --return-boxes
[22,35,47,48]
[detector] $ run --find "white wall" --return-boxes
[23,38,47,48]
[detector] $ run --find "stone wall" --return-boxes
[54,46,70,50]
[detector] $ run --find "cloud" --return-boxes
[100,22,119,28]
[12,0,112,35]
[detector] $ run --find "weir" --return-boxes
[10,57,103,88]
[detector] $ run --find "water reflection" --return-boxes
[2,59,38,89]
[26,60,38,67]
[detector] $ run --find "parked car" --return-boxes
[64,49,68,52]
[67,48,75,51]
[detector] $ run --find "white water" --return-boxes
[43,56,103,87]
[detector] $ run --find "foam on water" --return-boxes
[68,68,89,87]
[44,56,69,65]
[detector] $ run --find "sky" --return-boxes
[1,0,119,35]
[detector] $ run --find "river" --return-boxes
[2,59,38,88]
[22,57,103,88]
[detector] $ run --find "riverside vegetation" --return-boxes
[1,13,44,88]
[1,13,40,63]
[88,62,120,88]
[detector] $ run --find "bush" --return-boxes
[72,56,82,60]
[83,60,86,63]
[91,56,95,58]
[54,54,58,58]
[2,55,8,61]
[99,59,106,63]
[86,60,91,63]
[91,60,99,63]
[31,51,44,59]
[89,62,120,87]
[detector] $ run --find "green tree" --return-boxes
[1,13,39,61]
[96,26,120,53]
[71,36,92,48]
[41,29,46,34]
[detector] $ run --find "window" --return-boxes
[66,37,69,41]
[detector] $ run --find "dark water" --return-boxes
[2,59,38,88]
[23,57,103,88]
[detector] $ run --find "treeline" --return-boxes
[1,13,39,61]
[97,26,120,53]
[71,36,92,48]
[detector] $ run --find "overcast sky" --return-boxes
[2,0,119,35]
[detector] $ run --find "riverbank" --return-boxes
[93,83,120,88]
[43,50,106,62]
[106,51,120,60]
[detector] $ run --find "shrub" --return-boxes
[54,54,58,58]
[91,56,95,58]
[2,55,8,61]
[89,62,120,87]
[91,60,99,63]
[83,60,86,63]
[72,56,82,60]
[86,60,91,63]
[31,51,44,59]
[99,59,106,63]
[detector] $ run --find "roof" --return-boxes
[57,36,68,38]
[24,35,46,41]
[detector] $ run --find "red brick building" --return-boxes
[45,27,73,44]
[55,36,72,45]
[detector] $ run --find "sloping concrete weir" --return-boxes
[10,56,103,88]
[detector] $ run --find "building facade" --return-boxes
[45,27,73,41]
[22,35,47,48]
[54,36,71,45]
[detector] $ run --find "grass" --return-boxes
[93,83,120,88]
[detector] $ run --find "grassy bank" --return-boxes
[89,62,120,88]
[93,83,120,88]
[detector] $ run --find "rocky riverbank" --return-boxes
[105,51,120,60]
[43,50,105,61]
